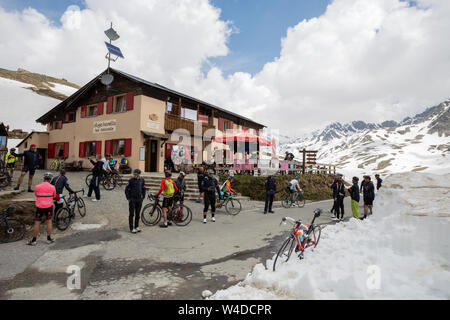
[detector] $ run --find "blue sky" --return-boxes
[0,0,330,76]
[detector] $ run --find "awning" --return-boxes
[141,130,169,140]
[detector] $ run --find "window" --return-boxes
[66,112,76,123]
[181,107,197,121]
[165,101,179,115]
[87,105,97,117]
[115,96,127,113]
[55,143,65,158]
[25,142,28,149]
[112,140,125,156]
[86,142,97,157]
[0,136,6,149]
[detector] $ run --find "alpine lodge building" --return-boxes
[36,68,265,173]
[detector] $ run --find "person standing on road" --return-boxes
[51,169,74,213]
[14,144,42,192]
[330,175,339,217]
[264,174,276,214]
[196,166,206,203]
[125,169,146,234]
[5,148,18,184]
[27,172,58,246]
[157,171,178,228]
[332,174,346,222]
[348,177,360,219]
[201,169,221,224]
[86,155,103,202]
[375,174,383,191]
[175,172,187,204]
[361,175,375,219]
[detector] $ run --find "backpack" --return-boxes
[163,179,175,197]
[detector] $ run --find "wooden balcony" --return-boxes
[165,113,215,136]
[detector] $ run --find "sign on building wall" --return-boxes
[93,120,117,134]
[146,120,160,130]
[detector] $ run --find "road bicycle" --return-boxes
[50,158,66,171]
[216,192,242,215]
[54,189,86,231]
[272,208,322,271]
[141,193,193,227]
[0,206,26,243]
[85,172,117,190]
[281,190,306,208]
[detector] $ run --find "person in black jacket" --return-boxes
[175,172,187,204]
[348,177,360,219]
[51,169,74,213]
[264,174,277,214]
[361,175,375,219]
[330,175,339,217]
[86,155,103,201]
[196,166,206,203]
[375,174,383,190]
[201,169,221,224]
[14,144,43,192]
[332,174,346,222]
[125,169,146,233]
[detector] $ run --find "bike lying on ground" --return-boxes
[141,193,193,227]
[281,191,306,208]
[0,206,26,243]
[216,192,242,215]
[272,208,322,271]
[54,189,86,231]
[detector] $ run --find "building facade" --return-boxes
[36,69,265,172]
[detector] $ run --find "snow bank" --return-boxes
[211,172,450,300]
[71,223,103,231]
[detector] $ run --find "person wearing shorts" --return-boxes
[15,144,42,192]
[27,172,58,246]
[196,166,205,203]
[157,171,178,228]
[201,169,221,224]
[361,175,375,219]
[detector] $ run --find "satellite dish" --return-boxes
[101,73,114,86]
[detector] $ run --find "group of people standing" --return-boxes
[331,173,382,221]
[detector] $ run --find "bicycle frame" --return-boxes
[287,212,320,252]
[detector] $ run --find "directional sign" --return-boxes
[105,42,124,58]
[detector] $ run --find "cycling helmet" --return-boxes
[227,176,233,180]
[133,169,142,175]
[294,176,299,180]
[165,171,172,178]
[179,172,186,177]
[207,169,214,175]
[43,172,53,180]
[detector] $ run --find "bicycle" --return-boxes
[216,192,242,215]
[54,189,86,231]
[50,158,66,171]
[281,190,306,208]
[85,173,117,191]
[272,208,322,271]
[141,193,193,227]
[0,206,26,243]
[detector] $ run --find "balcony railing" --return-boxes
[165,114,215,135]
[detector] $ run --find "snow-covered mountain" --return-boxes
[280,100,450,177]
[0,68,79,132]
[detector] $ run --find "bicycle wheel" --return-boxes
[273,236,296,271]
[0,218,26,243]
[102,176,116,190]
[311,225,321,248]
[85,174,93,187]
[296,193,306,208]
[172,204,192,226]
[50,161,57,171]
[0,174,8,188]
[225,198,241,216]
[112,173,123,187]
[55,207,72,231]
[76,198,86,217]
[281,196,292,208]
[141,203,162,226]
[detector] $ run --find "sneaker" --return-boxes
[83,195,89,198]
[269,211,275,214]
[47,237,55,244]
[135,227,142,233]
[92,199,99,202]
[27,240,37,246]
[264,211,267,214]
[14,185,20,191]
[167,221,173,226]
[131,229,137,234]
[28,188,34,192]
[159,223,168,228]
[211,217,216,222]
[203,218,207,224]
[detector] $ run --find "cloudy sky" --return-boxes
[0,0,449,134]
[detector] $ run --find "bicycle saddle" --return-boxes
[313,208,323,217]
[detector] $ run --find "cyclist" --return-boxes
[156,171,178,228]
[330,175,339,218]
[332,173,346,222]
[361,175,375,219]
[119,154,130,173]
[287,176,302,206]
[102,154,112,175]
[27,172,58,246]
[50,169,74,213]
[86,155,103,202]
[196,166,206,203]
[175,172,187,204]
[14,144,42,192]
[125,169,146,234]
[216,175,235,208]
[375,174,383,190]
[201,169,221,224]
[109,156,118,171]
[264,174,276,214]
[5,147,18,184]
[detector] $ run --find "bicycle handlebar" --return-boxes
[280,216,301,226]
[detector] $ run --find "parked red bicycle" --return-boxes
[273,208,322,271]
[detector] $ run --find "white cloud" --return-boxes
[0,0,449,134]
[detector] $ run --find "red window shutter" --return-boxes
[49,122,53,131]
[65,114,70,122]
[107,97,114,114]
[126,92,134,111]
[48,143,55,158]
[81,106,87,118]
[97,102,104,115]
[95,141,102,156]
[79,142,86,158]
[218,118,224,131]
[105,140,113,155]
[63,142,69,158]
[124,139,132,157]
